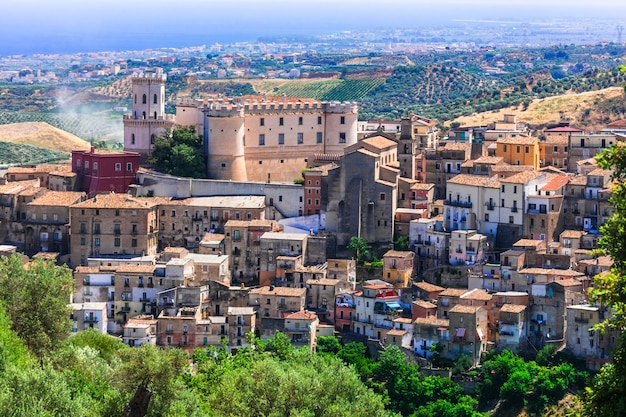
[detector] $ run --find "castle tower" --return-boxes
[123,70,174,162]
[398,118,415,179]
[203,103,248,182]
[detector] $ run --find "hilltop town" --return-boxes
[0,68,621,375]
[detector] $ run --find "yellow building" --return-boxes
[495,136,540,169]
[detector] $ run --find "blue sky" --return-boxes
[1,0,625,55]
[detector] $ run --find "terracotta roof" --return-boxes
[412,300,437,309]
[500,304,527,313]
[414,281,445,292]
[579,256,613,267]
[28,191,85,207]
[414,317,449,326]
[115,264,155,274]
[448,174,499,187]
[543,136,569,144]
[393,317,413,323]
[410,182,435,190]
[441,143,468,151]
[74,266,102,274]
[461,289,492,301]
[497,136,537,145]
[519,268,584,276]
[306,279,341,286]
[607,119,626,128]
[560,230,586,239]
[513,239,545,248]
[500,170,544,184]
[6,164,70,174]
[540,175,569,191]
[362,135,398,150]
[577,158,598,166]
[449,304,482,314]
[285,311,317,320]
[588,168,612,177]
[474,156,504,164]
[250,286,306,297]
[491,165,534,173]
[569,175,588,185]
[383,250,414,258]
[72,193,163,209]
[552,278,584,287]
[387,329,408,336]
[439,288,467,297]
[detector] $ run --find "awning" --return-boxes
[437,327,448,331]
[386,302,402,310]
[456,328,466,338]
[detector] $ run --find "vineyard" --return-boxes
[0,141,68,168]
[257,79,385,101]
[0,111,123,143]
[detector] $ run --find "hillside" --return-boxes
[451,87,625,131]
[0,122,90,153]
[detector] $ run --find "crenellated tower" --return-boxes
[123,70,174,162]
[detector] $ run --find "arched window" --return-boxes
[154,111,157,120]
[131,134,135,145]
[153,93,158,104]
[142,94,147,104]
[134,94,137,104]
[142,112,146,119]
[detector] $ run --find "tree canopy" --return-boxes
[149,125,207,178]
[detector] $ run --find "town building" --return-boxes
[71,147,140,195]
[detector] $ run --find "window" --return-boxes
[114,238,120,247]
[93,162,98,172]
[80,237,85,246]
[142,94,146,104]
[316,132,322,143]
[501,199,505,207]
[503,144,507,152]
[94,238,100,247]
[233,229,241,241]
[298,116,303,125]
[126,163,132,171]
[501,184,505,192]
[340,116,345,124]
[516,146,521,153]
[279,117,284,126]
[485,213,489,221]
[339,132,346,143]
[153,93,158,104]
[525,146,529,153]
[259,134,265,146]
[553,146,558,152]
[115,163,121,172]
[260,117,265,126]
[297,133,303,144]
[317,116,322,125]
[278,133,284,144]
[380,193,386,201]
[513,185,517,194]
[509,216,514,224]
[131,239,137,247]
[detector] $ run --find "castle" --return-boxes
[124,71,359,182]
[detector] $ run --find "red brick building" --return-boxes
[72,147,140,195]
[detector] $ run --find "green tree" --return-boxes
[149,126,206,178]
[394,235,409,251]
[348,236,369,265]
[584,121,626,415]
[0,255,74,359]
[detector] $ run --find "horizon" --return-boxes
[2,1,626,56]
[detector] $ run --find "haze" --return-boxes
[1,0,626,56]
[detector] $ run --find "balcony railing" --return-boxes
[485,202,496,211]
[466,247,477,254]
[84,316,99,323]
[140,296,151,303]
[574,317,589,324]
[445,199,473,208]
[511,206,519,213]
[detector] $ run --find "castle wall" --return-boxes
[134,170,304,218]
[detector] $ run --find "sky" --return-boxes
[1,0,626,56]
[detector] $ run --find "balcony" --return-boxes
[140,296,151,303]
[445,199,472,208]
[84,316,99,323]
[466,246,477,255]
[572,208,580,215]
[511,206,519,213]
[574,316,589,324]
[121,305,131,312]
[485,202,496,211]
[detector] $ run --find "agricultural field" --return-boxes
[250,78,385,101]
[0,141,68,168]
[0,111,123,143]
